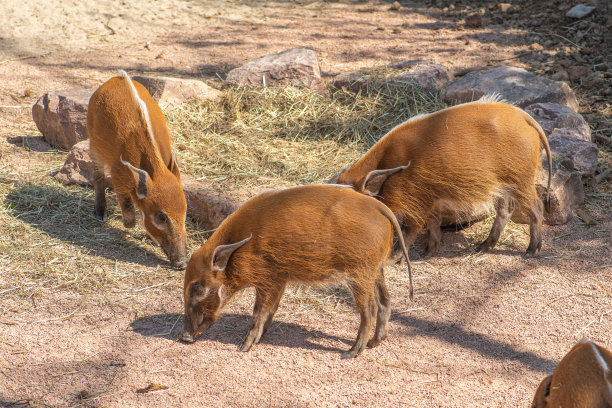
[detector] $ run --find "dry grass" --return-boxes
[167,80,443,190]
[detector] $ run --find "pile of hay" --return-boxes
[167,78,443,190]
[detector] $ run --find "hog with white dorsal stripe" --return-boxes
[532,339,612,408]
[332,97,552,258]
[87,71,187,268]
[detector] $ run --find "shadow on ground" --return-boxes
[5,184,170,268]
[130,312,352,354]
[391,314,557,374]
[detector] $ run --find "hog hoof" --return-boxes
[341,350,358,359]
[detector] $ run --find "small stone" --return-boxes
[581,73,605,88]
[566,4,596,19]
[178,143,187,151]
[499,3,512,13]
[566,65,591,83]
[464,13,482,28]
[529,43,543,51]
[389,1,401,11]
[24,89,33,97]
[551,70,569,82]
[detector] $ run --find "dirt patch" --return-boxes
[0,1,611,407]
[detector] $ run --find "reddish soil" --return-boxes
[0,1,610,407]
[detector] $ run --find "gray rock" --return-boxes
[512,154,584,225]
[224,47,326,94]
[132,76,222,109]
[548,129,599,176]
[56,140,111,186]
[442,66,578,110]
[183,179,241,230]
[566,4,596,18]
[525,102,591,141]
[331,60,454,94]
[32,88,95,150]
[566,65,591,84]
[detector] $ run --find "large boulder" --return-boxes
[182,179,241,230]
[56,140,111,186]
[56,140,95,186]
[512,154,584,225]
[32,88,95,150]
[525,102,591,141]
[442,66,578,110]
[224,47,326,94]
[331,60,454,94]
[548,129,599,177]
[132,76,222,108]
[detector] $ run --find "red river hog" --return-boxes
[87,70,187,268]
[333,97,552,257]
[532,339,612,408]
[181,184,412,359]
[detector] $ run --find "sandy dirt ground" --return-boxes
[0,1,611,407]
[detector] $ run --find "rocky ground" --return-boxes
[0,1,610,407]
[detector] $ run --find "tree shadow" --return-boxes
[391,313,557,374]
[5,184,171,268]
[130,312,352,354]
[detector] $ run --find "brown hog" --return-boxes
[181,184,412,359]
[87,70,187,268]
[333,97,552,257]
[532,339,612,408]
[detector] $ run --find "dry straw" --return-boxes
[166,77,443,191]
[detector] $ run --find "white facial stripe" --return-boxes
[589,341,610,375]
[218,285,224,299]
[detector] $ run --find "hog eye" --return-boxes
[156,211,169,225]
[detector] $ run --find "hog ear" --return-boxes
[120,155,151,200]
[362,164,410,197]
[327,164,351,184]
[531,375,552,408]
[211,235,252,275]
[168,149,181,179]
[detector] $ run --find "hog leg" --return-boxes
[342,282,376,359]
[390,221,419,263]
[524,188,544,258]
[117,192,136,228]
[262,282,287,336]
[240,285,286,352]
[424,210,443,257]
[476,194,512,253]
[368,268,391,349]
[93,162,107,221]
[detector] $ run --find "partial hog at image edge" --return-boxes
[86,70,188,269]
[531,338,612,408]
[180,185,413,359]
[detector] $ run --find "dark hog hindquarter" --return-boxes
[182,185,401,358]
